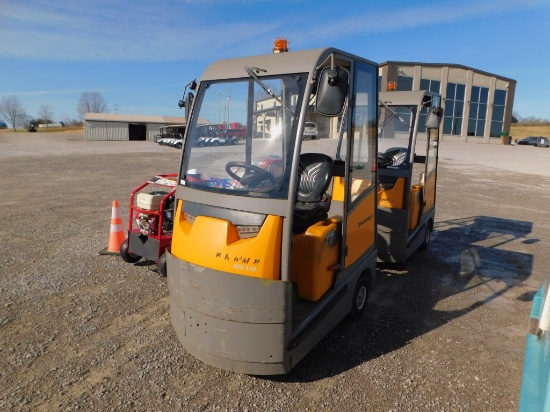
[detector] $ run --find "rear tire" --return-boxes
[420,222,432,250]
[349,276,368,321]
[120,240,141,263]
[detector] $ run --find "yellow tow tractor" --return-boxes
[167,41,379,375]
[376,89,443,262]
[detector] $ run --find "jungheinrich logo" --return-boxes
[358,214,374,228]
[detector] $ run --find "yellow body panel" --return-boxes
[378,177,406,209]
[345,191,376,268]
[290,218,341,301]
[331,177,345,202]
[171,201,282,280]
[409,184,423,230]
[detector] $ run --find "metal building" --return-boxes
[379,62,517,143]
[84,113,186,141]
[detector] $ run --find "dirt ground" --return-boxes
[1,131,549,411]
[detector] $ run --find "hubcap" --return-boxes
[356,286,367,310]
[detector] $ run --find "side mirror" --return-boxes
[425,107,443,129]
[315,66,349,117]
[178,92,194,120]
[178,78,197,117]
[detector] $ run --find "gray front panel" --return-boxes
[377,207,408,259]
[167,251,292,370]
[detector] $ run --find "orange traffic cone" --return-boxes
[99,200,126,255]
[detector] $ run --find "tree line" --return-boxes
[0,91,107,131]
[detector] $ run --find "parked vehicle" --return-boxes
[222,128,246,144]
[165,41,443,375]
[27,120,38,132]
[303,122,318,139]
[518,277,550,411]
[168,45,379,375]
[517,136,550,147]
[377,90,443,262]
[155,125,186,145]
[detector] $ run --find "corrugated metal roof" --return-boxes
[84,113,210,125]
[84,113,186,124]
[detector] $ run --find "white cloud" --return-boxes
[2,0,545,62]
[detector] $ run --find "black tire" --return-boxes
[349,275,368,321]
[120,239,141,263]
[176,142,182,149]
[420,221,433,250]
[157,252,167,277]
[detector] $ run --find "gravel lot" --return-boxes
[1,131,549,411]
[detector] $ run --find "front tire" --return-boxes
[157,252,167,277]
[120,240,141,263]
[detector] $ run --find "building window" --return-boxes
[490,89,507,137]
[443,83,465,135]
[420,79,441,94]
[467,86,488,137]
[397,75,413,91]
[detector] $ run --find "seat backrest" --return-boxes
[296,153,333,203]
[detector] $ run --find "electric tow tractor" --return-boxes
[376,90,443,262]
[167,41,379,374]
[119,174,177,277]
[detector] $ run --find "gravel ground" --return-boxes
[0,131,549,411]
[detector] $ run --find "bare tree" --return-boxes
[38,104,54,127]
[76,91,108,119]
[0,96,27,131]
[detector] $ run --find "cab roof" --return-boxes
[199,47,377,82]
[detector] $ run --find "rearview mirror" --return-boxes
[425,107,443,129]
[316,66,349,117]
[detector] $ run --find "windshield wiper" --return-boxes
[245,66,297,118]
[379,100,412,130]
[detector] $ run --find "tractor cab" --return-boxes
[167,45,379,375]
[377,90,443,262]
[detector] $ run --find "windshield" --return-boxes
[378,104,416,168]
[180,73,307,199]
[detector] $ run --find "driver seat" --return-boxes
[293,153,333,233]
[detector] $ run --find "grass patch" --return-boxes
[510,125,550,139]
[0,126,83,133]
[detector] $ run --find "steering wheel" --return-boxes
[377,152,394,168]
[225,161,276,188]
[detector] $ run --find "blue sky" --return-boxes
[1,0,549,122]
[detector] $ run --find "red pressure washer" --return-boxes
[119,174,177,276]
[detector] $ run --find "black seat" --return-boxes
[293,153,333,233]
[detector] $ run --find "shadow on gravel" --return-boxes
[270,215,536,383]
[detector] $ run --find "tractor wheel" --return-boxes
[349,275,368,321]
[120,240,141,263]
[420,221,433,250]
[157,252,168,277]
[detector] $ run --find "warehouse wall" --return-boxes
[84,121,128,141]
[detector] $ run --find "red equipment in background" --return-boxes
[119,174,177,276]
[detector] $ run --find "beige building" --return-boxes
[84,113,187,141]
[379,62,516,143]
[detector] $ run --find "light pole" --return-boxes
[217,90,221,124]
[226,89,231,125]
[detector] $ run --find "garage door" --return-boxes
[129,124,146,141]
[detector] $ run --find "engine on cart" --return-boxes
[135,193,174,235]
[120,173,178,277]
